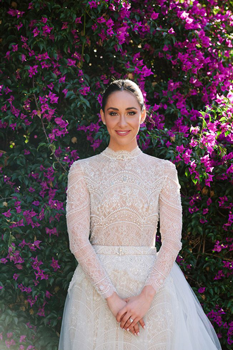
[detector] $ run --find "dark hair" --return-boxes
[102,79,145,111]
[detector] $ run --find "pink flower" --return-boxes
[51,257,60,271]
[61,22,68,30]
[176,145,185,153]
[37,307,45,317]
[28,65,38,77]
[97,17,105,24]
[41,17,48,24]
[67,59,76,66]
[45,227,58,237]
[75,17,82,24]
[151,12,159,20]
[79,86,90,96]
[20,335,26,343]
[33,28,40,37]
[3,209,11,217]
[12,44,18,52]
[45,290,53,299]
[168,28,175,34]
[42,25,53,35]
[48,91,59,104]
[198,287,206,293]
[89,1,98,9]
[62,88,68,97]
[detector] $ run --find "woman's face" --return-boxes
[100,90,146,151]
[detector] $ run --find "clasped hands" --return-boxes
[107,286,155,336]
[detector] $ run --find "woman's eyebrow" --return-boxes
[106,107,138,111]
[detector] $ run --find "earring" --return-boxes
[103,122,106,125]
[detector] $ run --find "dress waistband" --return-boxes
[92,245,157,256]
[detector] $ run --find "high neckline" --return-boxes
[101,146,142,160]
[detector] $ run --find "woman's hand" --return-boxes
[116,286,155,331]
[106,292,142,336]
[106,292,126,318]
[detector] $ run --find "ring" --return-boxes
[129,318,134,323]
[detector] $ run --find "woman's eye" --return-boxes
[128,111,136,116]
[109,112,117,116]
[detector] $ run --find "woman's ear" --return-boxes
[140,109,146,124]
[100,109,106,125]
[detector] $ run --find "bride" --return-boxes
[58,79,222,349]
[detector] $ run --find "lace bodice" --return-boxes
[66,146,182,298]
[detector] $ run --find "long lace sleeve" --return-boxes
[144,161,182,293]
[66,161,116,299]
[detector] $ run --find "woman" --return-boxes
[58,79,222,349]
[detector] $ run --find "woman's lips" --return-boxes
[115,130,131,136]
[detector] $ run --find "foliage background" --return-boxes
[0,0,233,349]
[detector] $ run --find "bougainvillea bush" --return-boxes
[0,0,233,348]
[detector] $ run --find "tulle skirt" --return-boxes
[58,245,222,350]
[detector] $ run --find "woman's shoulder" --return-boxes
[68,153,101,171]
[142,152,176,169]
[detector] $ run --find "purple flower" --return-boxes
[45,290,53,299]
[151,12,159,20]
[33,28,40,37]
[62,88,68,97]
[20,335,26,343]
[97,17,105,24]
[42,25,53,35]
[45,227,58,237]
[176,145,185,153]
[1,258,7,264]
[79,86,90,96]
[3,209,11,217]
[48,91,59,104]
[88,1,99,9]
[37,307,45,317]
[168,28,175,34]
[67,59,76,66]
[51,257,60,271]
[8,9,25,18]
[28,65,38,77]
[75,17,82,24]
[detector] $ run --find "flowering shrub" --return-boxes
[0,0,232,348]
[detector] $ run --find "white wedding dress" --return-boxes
[58,146,222,350]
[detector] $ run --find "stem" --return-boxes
[33,79,67,172]
[81,12,86,67]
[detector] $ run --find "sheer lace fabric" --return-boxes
[66,146,182,298]
[59,146,222,350]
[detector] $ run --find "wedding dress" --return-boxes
[58,145,222,350]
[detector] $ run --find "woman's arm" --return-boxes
[116,161,182,330]
[66,160,116,299]
[143,160,182,295]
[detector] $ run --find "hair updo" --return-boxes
[101,79,145,112]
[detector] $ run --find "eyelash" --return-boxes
[109,111,136,116]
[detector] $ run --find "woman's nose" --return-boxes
[118,115,128,127]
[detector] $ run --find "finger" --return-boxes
[123,315,135,330]
[128,327,136,336]
[127,324,139,336]
[139,318,146,330]
[127,316,140,330]
[120,312,132,329]
[116,307,128,323]
[133,323,140,336]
